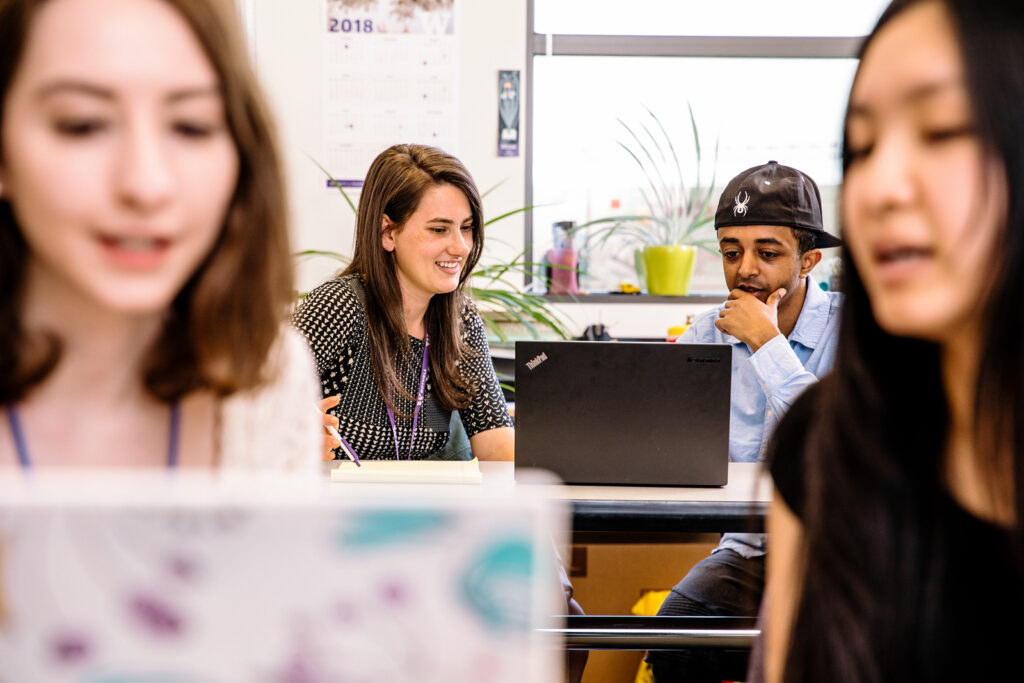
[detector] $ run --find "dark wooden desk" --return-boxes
[324,462,769,535]
[571,499,766,535]
[481,461,771,535]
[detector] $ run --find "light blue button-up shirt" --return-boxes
[678,276,842,557]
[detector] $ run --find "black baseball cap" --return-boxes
[714,161,842,249]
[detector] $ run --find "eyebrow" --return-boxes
[718,237,785,247]
[426,217,473,225]
[847,78,964,118]
[35,80,222,104]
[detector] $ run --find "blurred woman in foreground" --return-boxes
[763,1,1024,680]
[0,0,320,470]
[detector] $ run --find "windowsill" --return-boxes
[540,291,726,304]
[490,338,665,355]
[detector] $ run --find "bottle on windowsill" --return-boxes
[547,220,579,295]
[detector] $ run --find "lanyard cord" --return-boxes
[333,334,431,464]
[385,332,430,460]
[6,405,30,469]
[5,403,181,469]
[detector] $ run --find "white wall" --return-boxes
[246,0,715,338]
[248,0,528,294]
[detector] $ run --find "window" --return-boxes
[526,0,889,295]
[534,0,889,37]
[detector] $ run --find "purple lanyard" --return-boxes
[5,403,180,469]
[386,332,430,460]
[333,333,430,464]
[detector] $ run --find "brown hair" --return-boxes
[342,144,485,412]
[0,0,295,404]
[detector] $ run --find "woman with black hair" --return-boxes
[763,1,1024,681]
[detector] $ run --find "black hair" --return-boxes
[780,1,1024,680]
[789,227,818,255]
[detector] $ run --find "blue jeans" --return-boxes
[646,548,765,683]
[429,411,473,460]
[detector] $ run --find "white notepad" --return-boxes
[329,457,483,484]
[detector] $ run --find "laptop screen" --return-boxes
[514,340,731,486]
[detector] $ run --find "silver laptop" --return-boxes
[514,340,731,486]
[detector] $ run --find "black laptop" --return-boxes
[514,340,731,486]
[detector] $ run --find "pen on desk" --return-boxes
[329,427,361,467]
[320,405,361,467]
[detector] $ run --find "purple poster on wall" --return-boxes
[498,70,520,157]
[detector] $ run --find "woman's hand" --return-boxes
[319,395,341,460]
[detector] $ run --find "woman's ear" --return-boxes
[381,214,396,252]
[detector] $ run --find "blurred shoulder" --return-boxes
[219,325,321,473]
[767,379,825,517]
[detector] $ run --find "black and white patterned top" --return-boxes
[292,275,513,460]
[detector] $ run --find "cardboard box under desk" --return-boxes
[569,536,721,683]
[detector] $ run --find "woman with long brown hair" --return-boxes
[0,0,320,469]
[293,143,514,462]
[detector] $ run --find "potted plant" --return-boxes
[575,105,719,295]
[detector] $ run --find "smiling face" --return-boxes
[0,0,239,318]
[382,182,474,310]
[842,1,1007,343]
[718,225,816,304]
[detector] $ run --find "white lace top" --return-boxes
[219,327,322,473]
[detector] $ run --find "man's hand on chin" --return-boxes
[715,287,786,352]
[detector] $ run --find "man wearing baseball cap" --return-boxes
[647,161,843,683]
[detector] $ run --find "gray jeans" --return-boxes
[645,548,765,683]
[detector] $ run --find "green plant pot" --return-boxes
[633,249,647,292]
[643,245,697,296]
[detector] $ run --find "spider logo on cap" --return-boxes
[733,191,750,217]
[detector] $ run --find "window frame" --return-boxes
[522,0,865,296]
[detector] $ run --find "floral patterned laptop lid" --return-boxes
[0,472,567,683]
